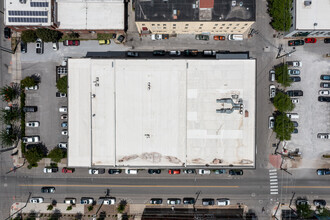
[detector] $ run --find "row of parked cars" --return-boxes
[127,49,225,57]
[288,38,330,46]
[151,198,230,206]
[30,195,116,205]
[318,74,330,102]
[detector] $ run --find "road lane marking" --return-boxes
[283,186,330,189]
[19,184,240,188]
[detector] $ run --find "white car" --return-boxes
[25,85,38,90]
[26,121,40,127]
[291,98,299,104]
[286,113,299,119]
[287,61,302,67]
[88,168,105,174]
[22,136,40,143]
[99,197,116,205]
[81,197,94,204]
[317,133,330,139]
[59,107,67,113]
[125,169,138,174]
[269,116,274,129]
[217,198,230,206]
[198,169,211,175]
[30,197,44,203]
[319,90,330,95]
[52,42,58,51]
[58,142,67,149]
[61,130,68,135]
[43,167,58,173]
[269,85,276,98]
[64,198,76,205]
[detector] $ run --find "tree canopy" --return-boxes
[1,108,20,124]
[21,76,37,88]
[48,147,66,163]
[56,76,68,94]
[24,147,45,166]
[268,0,292,31]
[0,128,17,147]
[0,85,20,102]
[21,30,37,43]
[36,28,60,42]
[273,92,294,112]
[275,64,291,87]
[274,113,294,141]
[296,204,313,219]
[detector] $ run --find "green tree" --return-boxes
[24,147,45,166]
[274,113,294,141]
[1,108,20,124]
[317,207,330,217]
[0,85,20,102]
[0,128,17,147]
[67,205,72,211]
[36,28,59,42]
[67,31,80,39]
[296,204,313,219]
[47,205,54,210]
[88,206,93,211]
[56,76,67,94]
[21,30,37,43]
[21,76,37,88]
[273,92,294,112]
[268,0,292,31]
[48,147,65,163]
[275,64,291,87]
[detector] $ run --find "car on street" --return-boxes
[286,90,303,97]
[81,197,94,204]
[320,75,330,80]
[59,107,68,112]
[25,85,38,90]
[43,167,58,173]
[125,169,138,174]
[58,142,67,149]
[288,69,300,75]
[30,197,44,203]
[195,34,209,41]
[89,168,105,174]
[41,186,55,193]
[168,169,180,174]
[288,40,304,46]
[21,41,27,53]
[324,38,330,43]
[98,197,116,205]
[213,35,226,40]
[321,82,330,88]
[229,169,243,175]
[169,51,181,56]
[98,40,110,45]
[214,169,226,174]
[153,50,166,56]
[269,85,276,98]
[64,198,76,204]
[63,40,80,46]
[313,200,326,207]
[148,169,161,174]
[61,114,68,120]
[198,169,211,175]
[296,199,309,206]
[150,198,163,204]
[217,198,230,206]
[183,169,195,174]
[61,130,68,135]
[62,167,75,173]
[286,61,302,67]
[183,49,198,56]
[318,96,330,102]
[317,133,330,139]
[202,198,215,206]
[151,34,162,40]
[317,169,330,175]
[291,98,299,104]
[127,51,139,57]
[52,42,58,51]
[269,69,275,82]
[61,122,68,128]
[269,116,274,129]
[304,38,316,43]
[26,121,39,127]
[167,198,181,205]
[4,27,11,39]
[183,198,195,204]
[319,90,330,95]
[22,136,40,143]
[108,169,122,174]
[290,76,301,82]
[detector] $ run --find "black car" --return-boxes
[290,76,301,82]
[184,49,198,56]
[21,41,27,54]
[318,96,330,102]
[150,198,162,204]
[4,27,11,39]
[321,82,330,88]
[288,40,304,46]
[26,144,41,150]
[202,198,215,206]
[153,50,166,56]
[286,90,303,97]
[41,187,55,193]
[127,51,139,57]
[183,198,195,204]
[229,169,243,175]
[148,169,161,174]
[292,128,298,134]
[23,106,38,112]
[313,200,326,207]
[183,169,195,174]
[108,169,122,174]
[116,35,125,43]
[112,33,117,39]
[292,121,298,127]
[320,75,330,80]
[324,38,330,43]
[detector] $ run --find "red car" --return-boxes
[168,169,180,174]
[304,38,317,43]
[213,35,225,41]
[62,167,75,173]
[63,40,80,46]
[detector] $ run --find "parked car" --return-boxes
[317,133,330,139]
[217,198,230,206]
[167,198,181,205]
[320,75,330,80]
[288,69,300,75]
[56,92,67,97]
[169,51,181,56]
[213,35,225,40]
[22,136,40,143]
[61,114,68,120]
[214,169,226,174]
[64,198,76,204]
[21,41,27,53]
[304,38,316,43]
[321,83,330,88]
[202,198,215,206]
[125,169,138,174]
[183,49,198,56]
[61,130,68,135]
[81,197,94,204]
[269,85,276,98]
[286,90,303,97]
[296,199,309,206]
[59,107,68,112]
[292,121,298,127]
[229,169,243,175]
[288,40,304,46]
[98,197,116,205]
[318,96,330,102]
[99,40,110,45]
[89,168,105,174]
[183,198,195,204]
[198,169,211,175]
[127,51,139,57]
[116,35,125,43]
[317,169,330,175]
[58,142,67,149]
[195,34,209,41]
[286,61,302,67]
[153,50,166,56]
[63,40,80,46]
[26,121,39,127]
[269,116,274,129]
[25,85,38,90]
[151,34,162,40]
[168,169,180,174]
[62,167,75,173]
[150,198,163,204]
[313,200,326,207]
[291,98,299,104]
[41,186,55,193]
[324,38,330,43]
[4,27,11,39]
[183,169,195,174]
[23,106,38,112]
[286,113,299,119]
[108,169,122,174]
[30,197,44,203]
[269,70,275,82]
[292,128,298,134]
[61,122,68,128]
[52,42,58,51]
[43,167,58,173]
[148,169,161,174]
[319,90,330,95]
[203,50,216,56]
[290,76,301,82]
[36,38,43,54]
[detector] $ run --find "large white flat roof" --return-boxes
[296,0,330,30]
[68,58,256,168]
[56,0,124,30]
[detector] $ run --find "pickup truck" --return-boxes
[36,38,43,54]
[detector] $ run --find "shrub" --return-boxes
[47,205,53,210]
[67,205,72,211]
[48,147,65,163]
[56,76,67,94]
[21,30,37,43]
[36,28,60,42]
[88,206,93,212]
[21,77,37,88]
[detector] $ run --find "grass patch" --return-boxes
[97,33,113,40]
[20,89,26,154]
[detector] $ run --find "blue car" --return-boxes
[317,169,330,175]
[61,122,68,128]
[320,75,330,80]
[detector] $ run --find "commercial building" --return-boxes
[135,0,256,35]
[285,0,330,37]
[67,57,256,168]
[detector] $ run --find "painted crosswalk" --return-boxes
[269,169,278,195]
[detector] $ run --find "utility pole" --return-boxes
[92,189,110,219]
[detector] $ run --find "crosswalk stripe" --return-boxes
[270,182,278,185]
[270,192,278,195]
[269,169,277,172]
[270,179,278,182]
[269,173,277,175]
[270,185,278,188]
[270,189,278,192]
[270,176,278,179]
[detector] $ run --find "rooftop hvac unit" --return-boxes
[304,1,312,6]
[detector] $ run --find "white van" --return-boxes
[125,169,138,174]
[286,113,299,119]
[228,34,243,41]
